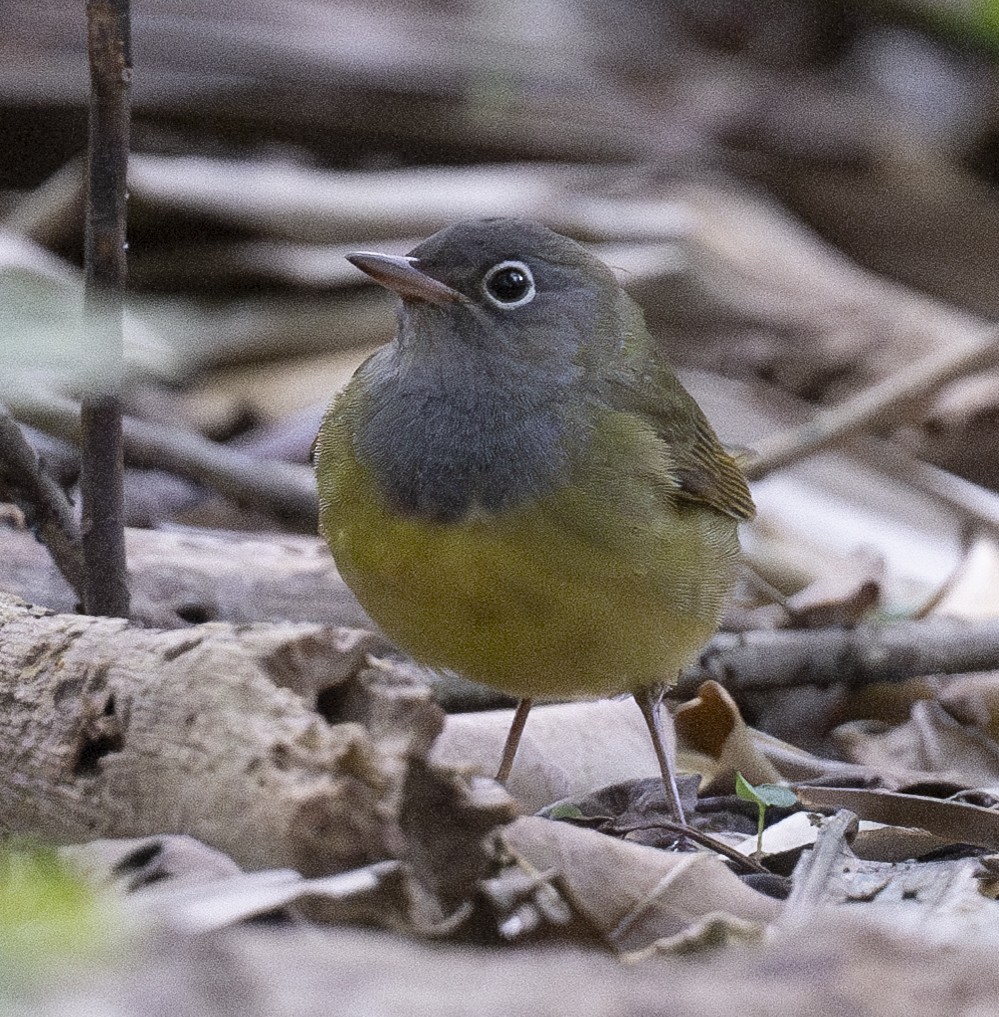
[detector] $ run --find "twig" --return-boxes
[675,617,999,698]
[781,809,858,923]
[427,618,999,711]
[81,0,132,617]
[15,391,318,527]
[613,820,770,876]
[849,436,999,536]
[744,328,999,481]
[0,408,86,601]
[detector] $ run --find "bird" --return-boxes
[313,217,755,824]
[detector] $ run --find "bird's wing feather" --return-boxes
[669,408,756,521]
[608,359,756,523]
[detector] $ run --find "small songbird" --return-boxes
[314,218,754,823]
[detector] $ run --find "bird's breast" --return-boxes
[351,368,571,524]
[315,392,740,698]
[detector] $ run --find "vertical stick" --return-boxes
[495,697,533,783]
[81,0,131,617]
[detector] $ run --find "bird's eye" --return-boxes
[482,260,535,308]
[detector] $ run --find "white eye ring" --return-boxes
[482,260,536,309]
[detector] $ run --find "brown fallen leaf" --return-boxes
[396,757,519,924]
[938,670,999,740]
[783,547,884,628]
[915,373,999,494]
[674,680,783,790]
[849,824,951,863]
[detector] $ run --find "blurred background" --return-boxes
[4,0,999,748]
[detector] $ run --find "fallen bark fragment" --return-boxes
[0,593,440,875]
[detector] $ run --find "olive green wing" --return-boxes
[668,402,756,521]
[609,362,756,523]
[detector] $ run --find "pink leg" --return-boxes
[635,686,687,824]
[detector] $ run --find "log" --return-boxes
[0,517,374,630]
[0,593,440,875]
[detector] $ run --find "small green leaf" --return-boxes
[735,773,797,857]
[547,803,585,821]
[734,771,764,806]
[751,784,799,809]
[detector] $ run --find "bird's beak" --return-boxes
[346,252,464,305]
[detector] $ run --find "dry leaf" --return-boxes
[503,816,781,952]
[932,537,999,620]
[795,786,999,850]
[62,835,242,895]
[849,824,950,862]
[431,699,668,812]
[833,699,999,787]
[783,547,884,628]
[731,811,819,860]
[675,681,782,790]
[784,810,999,944]
[938,671,999,739]
[397,758,518,922]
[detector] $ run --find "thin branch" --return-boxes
[675,618,999,698]
[613,820,769,875]
[81,0,131,617]
[849,436,999,536]
[744,328,999,481]
[0,408,86,601]
[426,619,999,712]
[14,391,318,527]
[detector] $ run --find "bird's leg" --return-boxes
[496,697,533,783]
[635,685,687,825]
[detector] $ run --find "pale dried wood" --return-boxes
[0,520,373,630]
[679,617,999,698]
[0,593,440,874]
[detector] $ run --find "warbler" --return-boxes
[314,218,754,822]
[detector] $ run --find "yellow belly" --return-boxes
[316,405,739,699]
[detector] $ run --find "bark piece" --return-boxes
[0,593,440,875]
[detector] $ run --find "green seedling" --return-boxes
[735,773,798,857]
